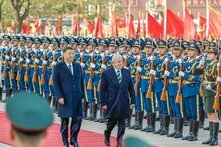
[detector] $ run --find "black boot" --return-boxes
[173,117,184,138]
[182,120,194,140]
[99,109,107,123]
[209,122,219,146]
[84,103,92,120]
[167,117,178,137]
[188,120,199,141]
[202,122,213,144]
[89,104,97,121]
[141,113,150,131]
[153,115,163,134]
[146,113,156,132]
[0,87,2,101]
[199,109,205,129]
[94,104,102,122]
[2,89,11,103]
[82,100,88,119]
[125,108,132,127]
[160,115,170,135]
[204,126,210,130]
[128,111,138,129]
[156,114,162,121]
[134,111,143,130]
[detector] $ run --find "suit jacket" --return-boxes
[53,61,85,118]
[100,67,135,119]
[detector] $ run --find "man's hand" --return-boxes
[58,98,64,105]
[130,104,135,107]
[102,105,107,110]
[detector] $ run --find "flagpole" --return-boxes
[183,0,185,20]
[206,0,209,39]
[128,3,131,38]
[163,0,167,40]
[146,2,148,37]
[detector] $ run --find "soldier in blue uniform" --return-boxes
[181,42,201,141]
[128,38,145,130]
[140,38,156,132]
[166,40,184,138]
[152,39,170,135]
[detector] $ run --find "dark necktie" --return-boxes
[117,70,121,82]
[68,64,72,75]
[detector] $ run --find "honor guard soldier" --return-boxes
[94,39,109,123]
[32,37,42,95]
[200,42,219,146]
[128,38,145,130]
[1,34,12,100]
[152,39,171,135]
[140,38,156,132]
[60,36,70,50]
[70,37,79,52]
[181,42,201,141]
[166,40,184,138]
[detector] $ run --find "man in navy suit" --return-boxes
[100,54,135,147]
[53,46,85,147]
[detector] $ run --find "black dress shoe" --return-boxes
[104,137,110,146]
[70,142,80,147]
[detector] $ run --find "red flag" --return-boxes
[39,20,46,35]
[55,17,62,35]
[10,21,16,32]
[116,17,126,28]
[72,16,78,36]
[34,18,40,33]
[143,19,146,38]
[22,19,32,34]
[111,12,118,37]
[128,14,135,38]
[83,18,94,34]
[165,9,184,38]
[199,16,206,39]
[148,13,163,38]
[93,15,104,38]
[183,9,197,40]
[208,6,221,37]
[137,14,141,34]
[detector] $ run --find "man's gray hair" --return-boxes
[112,54,123,63]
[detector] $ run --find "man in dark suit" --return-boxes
[100,54,135,147]
[53,46,85,147]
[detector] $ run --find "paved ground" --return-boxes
[0,102,220,147]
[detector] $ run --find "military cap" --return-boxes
[19,36,26,42]
[173,40,184,51]
[182,41,189,49]
[209,42,216,49]
[79,38,88,45]
[88,38,98,47]
[145,38,156,49]
[70,37,79,45]
[12,35,20,41]
[109,39,119,47]
[51,37,60,45]
[60,36,70,44]
[203,40,210,46]
[26,36,34,43]
[156,39,168,48]
[124,136,151,147]
[196,41,205,51]
[122,39,132,48]
[42,36,51,43]
[3,34,12,41]
[99,39,108,47]
[189,42,200,53]
[6,92,53,132]
[34,37,43,44]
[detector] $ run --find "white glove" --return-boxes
[52,61,57,65]
[101,64,107,69]
[179,71,185,77]
[80,52,83,57]
[137,55,141,60]
[19,58,23,62]
[80,63,85,68]
[35,59,39,64]
[216,77,221,82]
[205,84,212,90]
[164,70,170,76]
[11,57,16,61]
[43,60,47,65]
[5,55,9,60]
[217,62,220,67]
[150,56,154,61]
[136,66,142,72]
[123,54,127,60]
[150,69,156,76]
[26,59,30,64]
[199,59,205,66]
[178,59,183,64]
[90,63,95,68]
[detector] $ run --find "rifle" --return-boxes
[87,53,95,89]
[124,55,128,67]
[24,51,30,82]
[97,53,106,91]
[10,48,16,80]
[146,56,154,98]
[16,49,24,81]
[2,47,9,78]
[175,59,183,104]
[213,39,221,110]
[134,55,141,96]
[40,51,47,85]
[161,57,169,101]
[32,50,39,83]
[49,51,56,86]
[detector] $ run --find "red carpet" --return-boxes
[0,112,116,147]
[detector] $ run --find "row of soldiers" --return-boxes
[0,33,221,145]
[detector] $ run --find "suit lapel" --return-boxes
[62,62,73,77]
